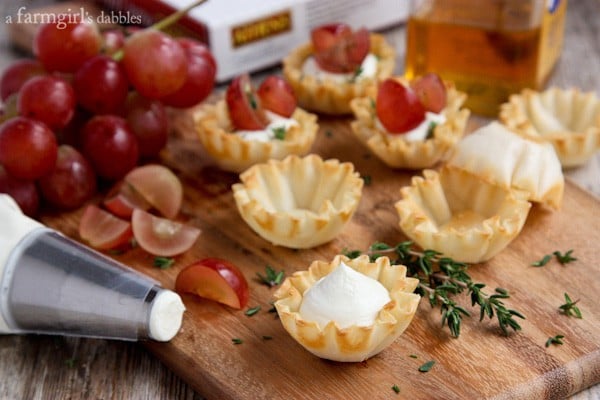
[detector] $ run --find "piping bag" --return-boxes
[0,194,185,342]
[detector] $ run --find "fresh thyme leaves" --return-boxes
[409,354,418,359]
[325,129,333,138]
[545,334,564,347]
[262,335,273,340]
[559,293,582,318]
[349,66,363,83]
[154,257,175,269]
[391,384,401,394]
[369,98,376,110]
[532,254,552,267]
[418,360,435,372]
[245,306,261,317]
[65,357,77,368]
[272,126,286,140]
[232,338,243,345]
[532,250,577,267]
[347,241,525,338]
[362,175,372,186]
[257,265,284,287]
[553,250,577,265]
[425,122,438,139]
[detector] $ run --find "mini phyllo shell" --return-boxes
[350,78,470,169]
[499,87,600,168]
[283,34,395,115]
[232,154,363,249]
[273,254,420,362]
[194,100,318,173]
[395,166,531,263]
[446,121,564,210]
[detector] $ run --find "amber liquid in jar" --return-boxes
[405,0,566,116]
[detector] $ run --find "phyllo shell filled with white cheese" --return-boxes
[395,166,531,263]
[232,154,363,249]
[499,87,600,168]
[446,121,564,209]
[283,33,395,115]
[273,254,420,362]
[350,78,470,169]
[194,100,318,173]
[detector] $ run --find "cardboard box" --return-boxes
[99,0,408,82]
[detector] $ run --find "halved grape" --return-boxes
[17,75,76,130]
[0,116,57,180]
[74,55,129,115]
[410,73,447,113]
[311,24,369,73]
[33,17,102,73]
[81,115,139,181]
[0,59,45,101]
[122,29,187,99]
[103,180,151,219]
[257,76,296,117]
[376,79,426,134]
[124,164,182,219]
[79,204,133,250]
[38,145,96,210]
[226,74,268,130]
[131,209,200,257]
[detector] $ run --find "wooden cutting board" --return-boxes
[40,110,600,400]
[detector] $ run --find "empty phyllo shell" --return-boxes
[395,166,531,263]
[232,154,363,249]
[500,87,600,168]
[447,122,564,210]
[273,254,420,362]
[282,34,395,115]
[350,79,470,169]
[194,101,318,173]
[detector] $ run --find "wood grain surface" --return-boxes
[36,109,600,400]
[0,0,599,399]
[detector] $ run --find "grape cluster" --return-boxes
[0,15,216,216]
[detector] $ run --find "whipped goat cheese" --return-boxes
[378,111,447,142]
[236,110,298,142]
[299,261,391,329]
[301,54,378,84]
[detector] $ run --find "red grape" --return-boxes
[376,79,426,133]
[38,145,96,209]
[226,74,268,130]
[0,59,45,101]
[160,38,216,108]
[257,76,296,117]
[0,165,39,216]
[17,76,76,130]
[122,29,187,99]
[410,73,447,113]
[0,117,58,180]
[101,29,125,56]
[81,115,139,180]
[125,92,169,158]
[33,17,102,73]
[74,55,129,115]
[311,24,370,73]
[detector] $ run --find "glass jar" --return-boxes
[405,0,567,116]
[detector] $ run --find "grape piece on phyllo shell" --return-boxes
[283,23,395,115]
[351,74,470,169]
[194,74,318,173]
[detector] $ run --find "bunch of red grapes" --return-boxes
[0,16,216,216]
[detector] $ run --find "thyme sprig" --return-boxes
[344,241,525,338]
[545,334,564,347]
[559,293,582,318]
[257,265,284,287]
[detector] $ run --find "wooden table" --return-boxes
[0,1,598,399]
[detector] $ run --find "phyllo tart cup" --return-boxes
[350,78,470,169]
[447,121,564,210]
[282,33,395,115]
[395,166,531,264]
[499,87,600,168]
[232,154,363,249]
[273,254,420,362]
[194,100,318,173]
